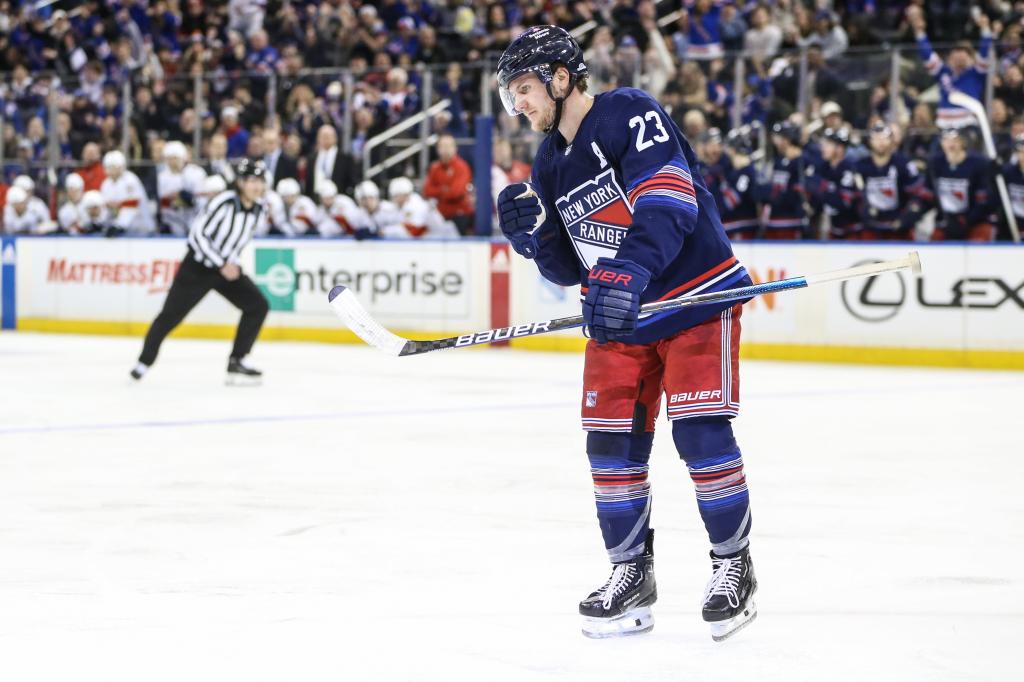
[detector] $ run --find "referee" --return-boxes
[131,159,270,385]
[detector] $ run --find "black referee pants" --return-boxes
[139,256,269,366]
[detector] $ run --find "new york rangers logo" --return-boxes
[555,168,633,269]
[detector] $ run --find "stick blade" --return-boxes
[909,251,922,275]
[328,286,408,356]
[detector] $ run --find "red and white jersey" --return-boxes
[284,195,321,236]
[3,197,53,234]
[100,170,151,233]
[58,200,86,233]
[318,194,361,237]
[350,199,400,237]
[157,163,207,236]
[254,190,289,236]
[380,192,459,239]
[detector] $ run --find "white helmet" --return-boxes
[13,175,34,193]
[316,179,338,201]
[82,190,105,209]
[354,180,379,202]
[388,176,414,199]
[103,150,126,170]
[202,174,227,195]
[162,141,188,161]
[65,173,84,191]
[276,177,301,197]
[5,185,27,205]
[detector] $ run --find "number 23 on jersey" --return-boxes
[629,111,670,152]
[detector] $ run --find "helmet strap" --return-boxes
[543,73,576,136]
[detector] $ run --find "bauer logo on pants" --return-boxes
[254,248,296,311]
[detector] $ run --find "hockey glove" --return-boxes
[582,258,652,344]
[497,182,546,259]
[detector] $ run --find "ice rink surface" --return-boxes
[0,331,1021,682]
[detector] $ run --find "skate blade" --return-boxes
[709,599,757,642]
[225,373,262,387]
[581,606,654,639]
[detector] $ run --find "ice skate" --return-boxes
[702,545,757,642]
[579,531,657,638]
[129,362,149,381]
[226,357,262,386]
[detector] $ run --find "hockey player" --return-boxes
[275,178,322,236]
[382,176,460,239]
[909,7,992,129]
[762,121,813,239]
[815,127,862,239]
[131,159,269,384]
[100,150,152,235]
[314,179,361,238]
[196,174,227,215]
[920,128,995,242]
[1002,134,1024,237]
[854,122,925,240]
[720,126,761,240]
[2,185,54,234]
[349,180,397,240]
[58,173,86,233]
[496,26,757,641]
[157,141,207,236]
[697,128,731,221]
[79,191,111,234]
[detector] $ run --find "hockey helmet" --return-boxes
[202,174,227,195]
[102,150,127,170]
[388,176,414,199]
[771,120,801,145]
[5,185,27,205]
[354,180,380,203]
[234,158,267,181]
[163,140,188,161]
[82,190,105,209]
[725,126,755,155]
[496,25,587,118]
[65,173,85,192]
[13,174,35,192]
[822,127,850,146]
[317,179,338,201]
[276,177,301,197]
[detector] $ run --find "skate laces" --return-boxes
[703,556,742,608]
[601,563,637,609]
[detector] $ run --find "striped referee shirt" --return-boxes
[187,190,264,268]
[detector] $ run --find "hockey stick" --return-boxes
[328,252,922,357]
[948,91,1022,243]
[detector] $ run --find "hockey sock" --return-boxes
[673,418,751,556]
[586,431,654,563]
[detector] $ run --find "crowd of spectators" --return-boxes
[0,1,1022,241]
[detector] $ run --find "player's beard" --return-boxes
[531,103,556,133]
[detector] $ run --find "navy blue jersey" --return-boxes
[700,154,732,220]
[815,157,861,238]
[720,161,760,237]
[528,88,752,344]
[854,152,923,233]
[1002,160,1024,220]
[921,151,994,227]
[763,154,814,235]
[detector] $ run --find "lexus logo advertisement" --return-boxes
[841,260,1024,322]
